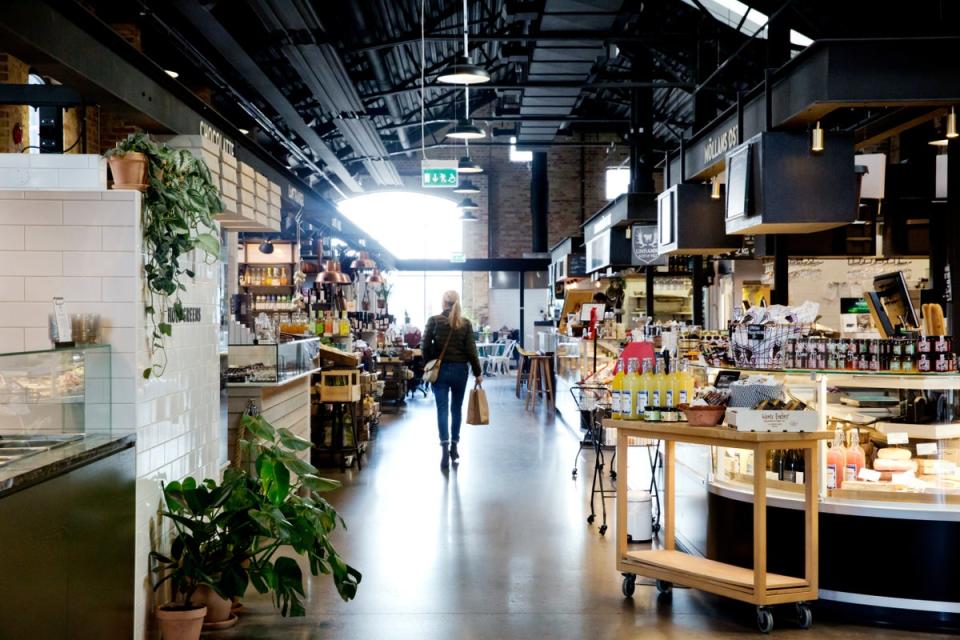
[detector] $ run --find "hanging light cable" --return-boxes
[437,0,491,85]
[420,0,427,159]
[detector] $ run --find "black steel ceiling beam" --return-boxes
[362,80,696,101]
[0,83,83,106]
[352,31,694,53]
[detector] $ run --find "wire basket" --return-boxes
[727,322,807,369]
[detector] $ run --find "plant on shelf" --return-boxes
[375,283,393,311]
[105,133,223,379]
[233,412,362,616]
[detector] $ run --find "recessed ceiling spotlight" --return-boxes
[238,128,250,135]
[164,69,180,79]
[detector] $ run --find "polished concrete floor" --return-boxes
[219,378,950,639]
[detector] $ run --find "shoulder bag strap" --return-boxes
[435,321,454,365]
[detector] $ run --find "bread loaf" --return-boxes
[877,447,912,461]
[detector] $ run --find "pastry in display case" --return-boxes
[226,337,321,385]
[0,345,112,464]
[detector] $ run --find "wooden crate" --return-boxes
[318,369,361,402]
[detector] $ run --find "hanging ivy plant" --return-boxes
[105,134,223,379]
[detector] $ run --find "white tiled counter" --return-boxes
[0,153,107,189]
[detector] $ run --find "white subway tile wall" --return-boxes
[0,154,107,190]
[0,189,222,639]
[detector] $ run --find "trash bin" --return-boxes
[627,491,653,542]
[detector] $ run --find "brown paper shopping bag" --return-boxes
[466,383,489,425]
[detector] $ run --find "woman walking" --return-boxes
[423,290,482,469]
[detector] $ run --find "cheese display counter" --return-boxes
[685,365,960,624]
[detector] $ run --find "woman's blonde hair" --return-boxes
[442,290,463,328]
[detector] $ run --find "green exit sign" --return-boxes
[421,160,459,188]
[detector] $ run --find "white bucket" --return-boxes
[627,490,653,542]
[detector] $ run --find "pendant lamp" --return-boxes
[350,251,376,270]
[446,119,485,140]
[436,0,490,85]
[319,260,341,284]
[453,179,480,194]
[437,56,490,85]
[366,269,386,285]
[458,196,479,211]
[457,155,483,174]
[460,210,479,222]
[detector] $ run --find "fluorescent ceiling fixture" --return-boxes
[338,191,463,260]
[238,128,250,135]
[605,167,631,200]
[164,69,180,79]
[679,0,813,49]
[509,136,533,162]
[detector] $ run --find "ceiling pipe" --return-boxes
[349,4,412,153]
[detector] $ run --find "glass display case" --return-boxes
[686,364,960,621]
[226,337,321,385]
[0,344,111,439]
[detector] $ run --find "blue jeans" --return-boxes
[433,362,469,444]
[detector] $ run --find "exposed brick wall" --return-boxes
[63,105,101,154]
[0,53,30,153]
[100,110,142,152]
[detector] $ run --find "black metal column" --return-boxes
[645,266,655,318]
[531,151,548,253]
[692,257,705,326]
[771,237,789,306]
[629,87,655,193]
[694,19,718,129]
[945,138,960,341]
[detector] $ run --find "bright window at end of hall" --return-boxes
[337,191,463,261]
[510,136,533,163]
[605,167,631,200]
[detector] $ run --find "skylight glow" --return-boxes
[680,0,813,50]
[337,191,463,260]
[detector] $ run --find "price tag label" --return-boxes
[891,472,914,484]
[858,468,882,482]
[917,442,939,456]
[886,432,909,445]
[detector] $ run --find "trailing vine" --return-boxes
[106,134,223,379]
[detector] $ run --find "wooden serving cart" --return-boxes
[606,420,831,633]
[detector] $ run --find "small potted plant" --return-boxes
[104,138,149,190]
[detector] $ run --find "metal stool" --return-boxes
[515,347,533,399]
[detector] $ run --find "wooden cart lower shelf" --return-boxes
[623,550,809,604]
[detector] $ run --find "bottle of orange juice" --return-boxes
[610,360,625,420]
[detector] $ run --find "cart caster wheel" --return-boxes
[656,580,672,594]
[599,524,607,535]
[795,603,812,630]
[572,469,578,477]
[756,607,774,634]
[652,523,661,534]
[587,515,595,524]
[610,471,617,480]
[621,574,637,598]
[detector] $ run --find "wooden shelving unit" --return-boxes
[606,420,831,633]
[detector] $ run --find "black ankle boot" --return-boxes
[449,442,460,461]
[441,444,450,469]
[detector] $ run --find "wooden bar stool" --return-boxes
[525,354,555,411]
[515,347,533,399]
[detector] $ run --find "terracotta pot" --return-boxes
[194,585,232,623]
[107,151,149,191]
[156,604,206,640]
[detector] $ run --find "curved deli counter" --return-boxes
[677,367,960,628]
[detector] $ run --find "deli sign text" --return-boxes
[703,123,739,166]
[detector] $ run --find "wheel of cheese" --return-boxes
[873,458,918,472]
[877,447,912,461]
